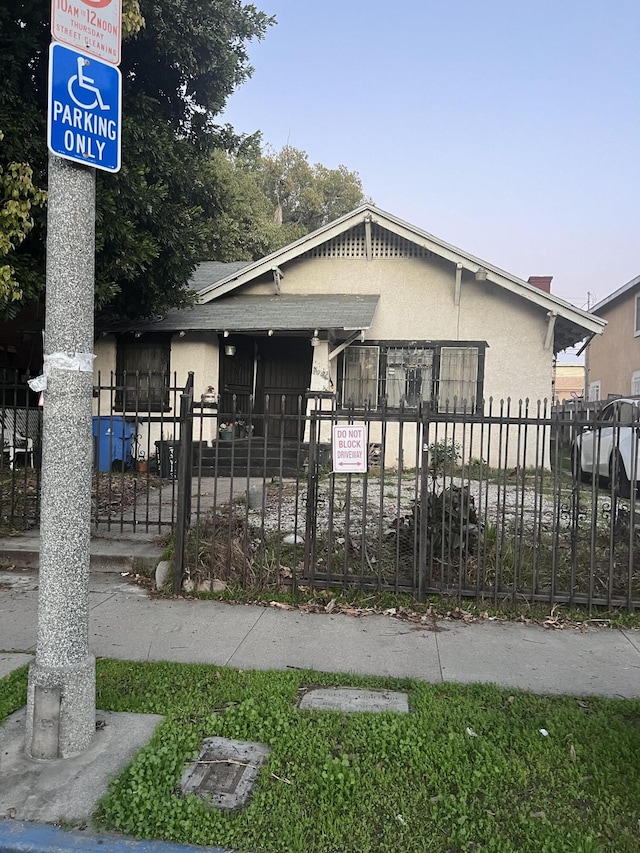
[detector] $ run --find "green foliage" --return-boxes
[0,0,368,322]
[0,132,46,314]
[121,0,144,39]
[392,483,479,562]
[88,659,640,852]
[0,665,28,723]
[0,0,274,322]
[196,150,285,262]
[428,438,461,475]
[195,143,368,263]
[258,144,367,236]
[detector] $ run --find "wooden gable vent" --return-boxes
[305,223,436,259]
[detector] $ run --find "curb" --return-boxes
[0,821,232,853]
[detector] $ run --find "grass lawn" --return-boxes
[2,662,640,852]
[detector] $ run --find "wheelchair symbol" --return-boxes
[68,57,110,111]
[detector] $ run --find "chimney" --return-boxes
[528,275,552,293]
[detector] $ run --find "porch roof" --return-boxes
[139,294,380,334]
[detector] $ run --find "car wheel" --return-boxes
[609,452,631,499]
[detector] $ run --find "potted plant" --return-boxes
[218,422,234,440]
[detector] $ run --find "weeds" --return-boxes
[71,661,640,852]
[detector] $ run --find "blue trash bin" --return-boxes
[92,417,137,472]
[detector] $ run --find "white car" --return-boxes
[572,397,640,498]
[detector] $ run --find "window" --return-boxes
[385,347,434,408]
[437,346,479,412]
[632,371,640,397]
[635,294,640,337]
[618,401,639,426]
[588,380,601,402]
[116,335,170,411]
[341,343,484,411]
[342,346,379,408]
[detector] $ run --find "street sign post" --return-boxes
[47,43,121,173]
[51,0,122,65]
[29,0,123,761]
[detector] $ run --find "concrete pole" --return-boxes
[25,153,96,759]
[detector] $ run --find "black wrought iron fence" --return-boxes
[1,370,42,532]
[1,375,638,613]
[179,395,639,612]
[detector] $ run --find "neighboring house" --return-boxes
[586,274,640,401]
[94,204,605,465]
[553,363,585,403]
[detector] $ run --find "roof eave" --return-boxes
[196,203,607,335]
[197,204,374,301]
[591,273,640,313]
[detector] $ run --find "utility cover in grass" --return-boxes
[299,687,409,713]
[180,737,271,811]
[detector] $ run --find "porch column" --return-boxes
[305,339,334,444]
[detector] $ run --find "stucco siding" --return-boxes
[171,333,220,399]
[587,290,640,397]
[242,255,553,405]
[93,333,222,452]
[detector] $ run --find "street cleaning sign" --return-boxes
[48,43,121,172]
[51,0,122,65]
[332,424,368,473]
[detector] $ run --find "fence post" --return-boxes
[303,398,320,588]
[174,372,194,595]
[418,410,430,603]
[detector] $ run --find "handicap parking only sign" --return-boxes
[48,43,121,172]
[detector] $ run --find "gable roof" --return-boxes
[186,261,251,292]
[191,203,604,351]
[591,273,640,314]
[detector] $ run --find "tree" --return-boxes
[258,144,367,237]
[0,0,273,321]
[196,148,284,262]
[193,144,368,264]
[0,3,367,323]
[0,132,46,317]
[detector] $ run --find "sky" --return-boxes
[221,0,639,322]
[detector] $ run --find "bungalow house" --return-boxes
[585,274,640,401]
[94,204,604,467]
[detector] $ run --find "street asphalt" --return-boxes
[1,554,640,852]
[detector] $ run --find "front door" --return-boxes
[219,336,313,439]
[255,337,312,439]
[219,336,254,422]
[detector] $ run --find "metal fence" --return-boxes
[1,374,638,612]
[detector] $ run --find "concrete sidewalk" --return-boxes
[1,568,639,698]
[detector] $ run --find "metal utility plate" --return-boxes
[180,737,271,811]
[299,687,409,713]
